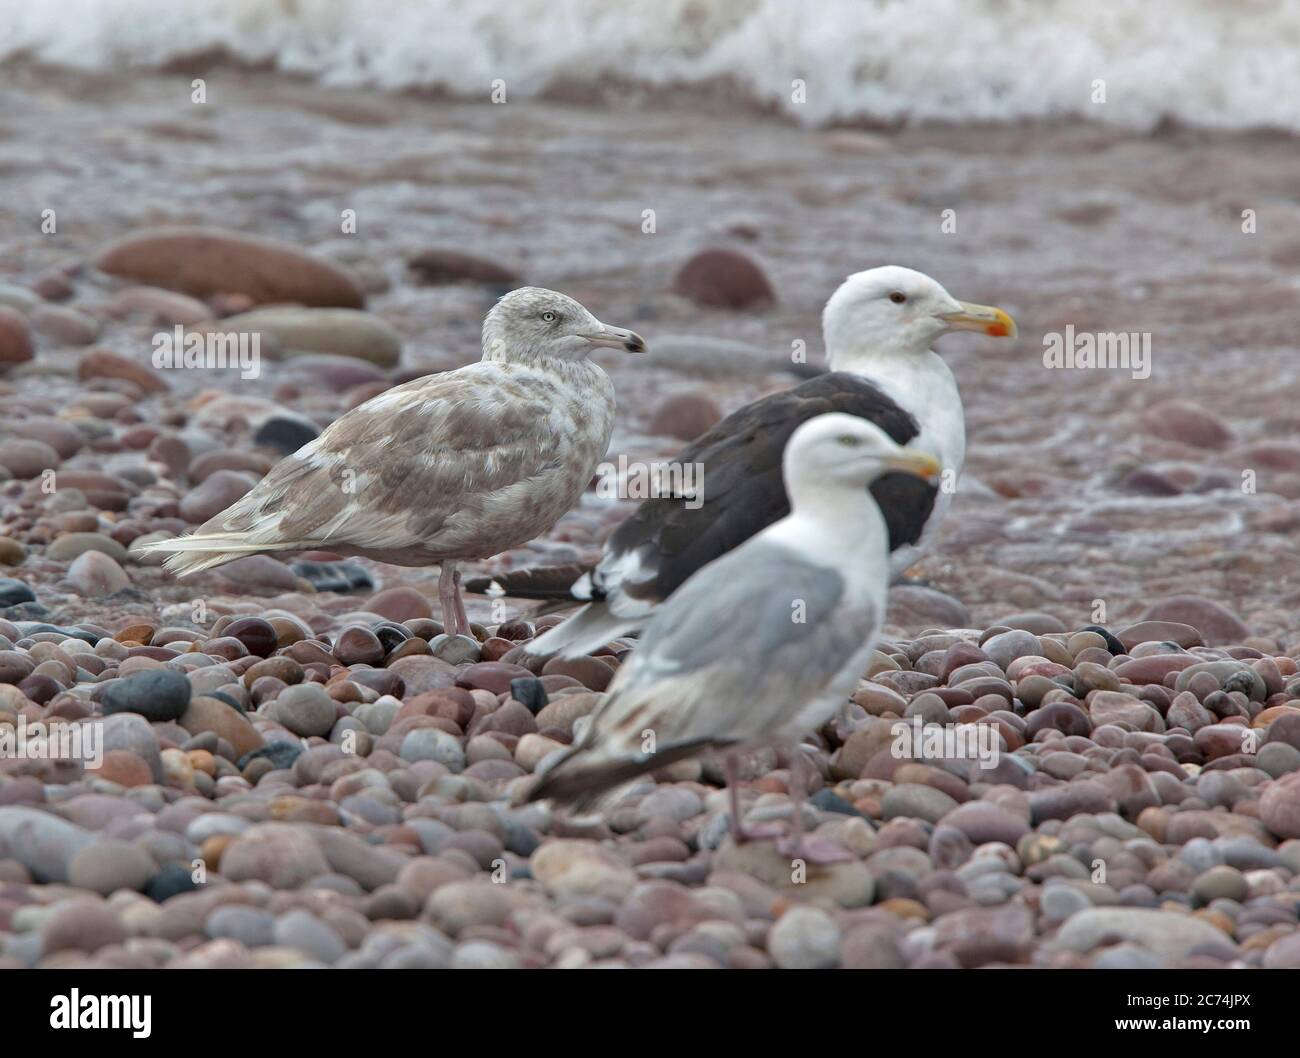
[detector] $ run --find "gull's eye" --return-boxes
[541,311,558,323]
[888,291,907,304]
[838,435,860,447]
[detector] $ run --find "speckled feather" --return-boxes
[196,362,611,563]
[136,288,623,576]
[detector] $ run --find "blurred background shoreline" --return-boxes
[4,0,1299,135]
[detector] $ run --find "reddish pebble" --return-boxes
[541,655,615,692]
[367,586,433,622]
[223,617,278,658]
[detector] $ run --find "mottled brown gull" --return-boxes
[470,266,1015,657]
[528,412,940,860]
[135,287,645,635]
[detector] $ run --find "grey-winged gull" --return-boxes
[135,287,645,635]
[471,265,1015,657]
[527,412,941,859]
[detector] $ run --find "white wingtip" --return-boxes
[131,533,270,578]
[529,603,640,659]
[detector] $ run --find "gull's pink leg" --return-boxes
[788,747,807,848]
[724,752,747,843]
[778,745,852,864]
[437,561,465,636]
[723,752,782,844]
[451,568,471,637]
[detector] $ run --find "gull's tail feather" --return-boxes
[527,603,640,659]
[133,532,296,577]
[527,739,712,814]
[462,563,593,601]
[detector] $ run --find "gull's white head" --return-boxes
[821,266,1016,371]
[482,287,646,363]
[784,412,941,498]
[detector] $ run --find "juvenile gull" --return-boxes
[528,413,941,858]
[474,266,1015,656]
[135,288,645,635]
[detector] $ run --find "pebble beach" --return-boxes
[2,55,1300,972]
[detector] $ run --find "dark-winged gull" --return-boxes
[471,266,1014,656]
[136,288,645,635]
[528,412,941,858]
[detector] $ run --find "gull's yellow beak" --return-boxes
[938,301,1018,339]
[886,449,943,483]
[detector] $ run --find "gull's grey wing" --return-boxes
[587,540,877,752]
[630,542,847,679]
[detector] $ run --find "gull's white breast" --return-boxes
[862,350,965,571]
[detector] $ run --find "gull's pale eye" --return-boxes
[541,311,558,323]
[838,435,860,447]
[888,291,907,304]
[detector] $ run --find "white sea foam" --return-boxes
[2,0,1297,131]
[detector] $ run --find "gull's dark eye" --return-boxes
[541,311,558,323]
[888,291,907,304]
